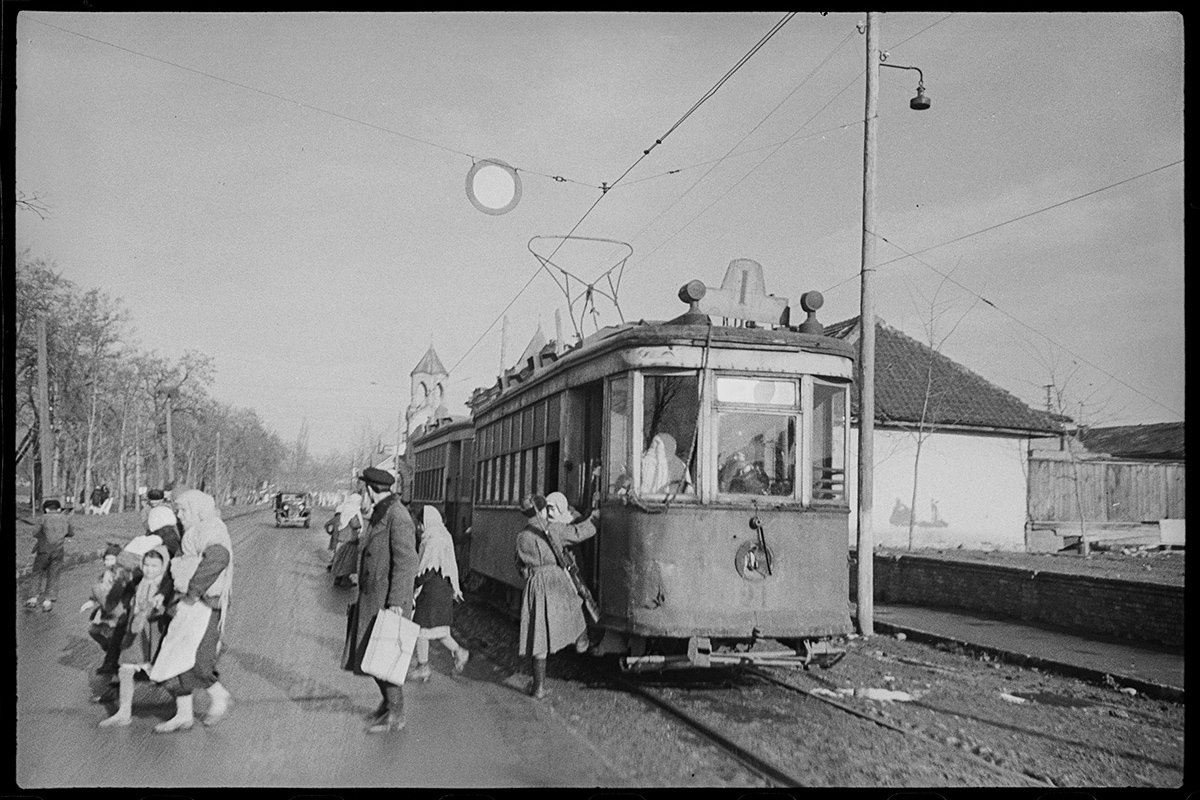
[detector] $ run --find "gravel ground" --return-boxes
[450,600,1185,788]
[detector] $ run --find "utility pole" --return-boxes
[856,10,880,637]
[36,318,54,506]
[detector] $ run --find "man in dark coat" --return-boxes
[342,466,419,734]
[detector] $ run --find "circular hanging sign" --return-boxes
[466,158,522,215]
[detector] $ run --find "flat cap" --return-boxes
[358,466,396,489]
[147,488,165,501]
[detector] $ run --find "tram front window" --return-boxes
[640,374,698,495]
[717,413,796,497]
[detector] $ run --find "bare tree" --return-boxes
[16,189,51,220]
[900,272,978,550]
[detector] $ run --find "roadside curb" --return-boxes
[15,506,266,583]
[863,617,1185,705]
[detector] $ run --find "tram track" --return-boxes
[610,672,809,788]
[460,592,1047,786]
[744,666,1053,788]
[454,593,1181,788]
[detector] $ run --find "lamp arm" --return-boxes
[879,60,925,87]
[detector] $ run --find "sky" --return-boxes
[14,12,1185,457]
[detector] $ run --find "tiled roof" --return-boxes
[825,316,1059,434]
[411,346,448,377]
[1078,422,1185,460]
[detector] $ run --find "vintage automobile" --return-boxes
[274,491,312,528]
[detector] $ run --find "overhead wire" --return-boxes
[818,159,1185,418]
[875,232,1183,420]
[821,159,1185,296]
[619,15,956,278]
[618,27,862,271]
[449,11,799,375]
[29,18,598,191]
[611,14,955,193]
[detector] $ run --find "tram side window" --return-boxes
[640,373,698,495]
[607,375,631,495]
[812,381,848,502]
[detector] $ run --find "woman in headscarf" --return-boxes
[639,433,691,494]
[98,545,174,727]
[515,491,599,699]
[329,492,364,587]
[149,489,234,734]
[409,506,469,682]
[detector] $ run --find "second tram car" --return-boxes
[407,259,854,670]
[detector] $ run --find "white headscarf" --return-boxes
[171,490,233,644]
[417,506,461,599]
[640,434,671,493]
[130,544,171,633]
[336,493,363,531]
[545,491,573,524]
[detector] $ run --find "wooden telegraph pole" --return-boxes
[856,10,880,636]
[36,318,54,507]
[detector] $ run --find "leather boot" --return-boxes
[204,681,232,726]
[153,693,195,734]
[364,699,389,722]
[529,657,547,699]
[98,665,136,727]
[367,684,405,733]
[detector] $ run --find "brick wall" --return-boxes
[850,553,1183,648]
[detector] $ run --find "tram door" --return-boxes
[574,381,605,595]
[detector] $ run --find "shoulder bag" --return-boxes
[540,522,601,625]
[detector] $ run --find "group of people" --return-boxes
[340,467,470,734]
[28,463,605,737]
[339,464,601,733]
[24,486,237,733]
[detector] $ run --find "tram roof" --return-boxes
[468,318,854,415]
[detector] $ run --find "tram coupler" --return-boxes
[802,640,846,670]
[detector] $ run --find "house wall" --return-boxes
[847,427,1029,551]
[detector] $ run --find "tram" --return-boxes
[409,259,855,670]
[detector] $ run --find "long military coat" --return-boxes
[342,494,419,675]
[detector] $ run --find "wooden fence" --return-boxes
[1028,457,1186,523]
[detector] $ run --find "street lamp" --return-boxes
[881,58,931,111]
[856,12,930,637]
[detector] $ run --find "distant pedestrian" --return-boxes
[89,485,105,515]
[328,493,364,587]
[341,467,419,734]
[515,491,599,698]
[149,489,233,733]
[410,505,469,682]
[25,498,75,612]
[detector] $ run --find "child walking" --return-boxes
[25,499,75,612]
[98,545,175,727]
